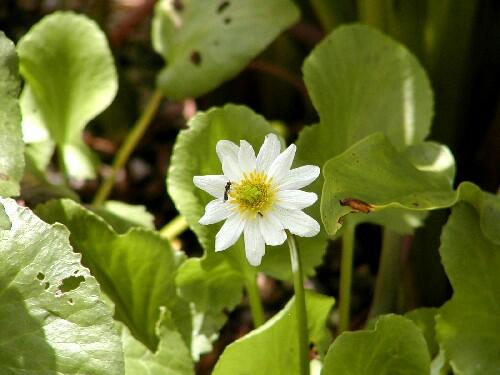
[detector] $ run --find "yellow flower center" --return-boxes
[229,171,276,218]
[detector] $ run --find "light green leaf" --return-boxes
[17,11,117,179]
[302,24,433,156]
[122,307,194,375]
[0,32,24,197]
[436,203,500,375]
[212,291,334,374]
[321,133,456,236]
[152,0,299,99]
[35,199,191,352]
[0,198,124,374]
[405,307,439,358]
[90,201,155,233]
[167,104,326,280]
[322,314,430,375]
[297,24,433,234]
[176,258,243,359]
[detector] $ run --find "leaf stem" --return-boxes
[244,272,265,328]
[338,223,355,333]
[159,215,188,241]
[368,228,402,319]
[93,89,163,205]
[286,230,309,375]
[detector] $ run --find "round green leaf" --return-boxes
[35,199,190,352]
[0,32,24,197]
[322,314,430,375]
[436,203,500,375]
[167,104,326,280]
[302,23,433,157]
[212,291,334,374]
[152,0,299,99]
[17,11,117,179]
[0,198,124,374]
[405,307,439,358]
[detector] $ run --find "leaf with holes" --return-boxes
[35,199,191,353]
[152,0,299,99]
[436,202,500,375]
[322,314,430,375]
[212,291,334,374]
[0,32,24,197]
[0,198,124,374]
[17,12,117,179]
[167,104,327,281]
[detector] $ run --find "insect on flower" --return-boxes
[193,133,320,266]
[224,181,232,201]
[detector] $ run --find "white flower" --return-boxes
[193,133,320,266]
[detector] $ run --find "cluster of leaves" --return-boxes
[0,1,499,374]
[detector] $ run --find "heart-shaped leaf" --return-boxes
[35,199,191,352]
[0,32,24,196]
[152,0,299,99]
[322,314,430,375]
[212,291,334,374]
[436,202,500,375]
[17,12,117,179]
[0,198,124,374]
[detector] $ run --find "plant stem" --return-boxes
[244,272,265,328]
[286,230,309,375]
[93,89,163,205]
[159,215,189,241]
[338,223,355,333]
[368,228,402,319]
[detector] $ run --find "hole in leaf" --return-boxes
[73,270,79,275]
[68,298,74,305]
[59,275,85,293]
[172,0,184,11]
[44,282,50,290]
[36,272,45,281]
[190,51,202,66]
[217,1,230,13]
[224,17,232,25]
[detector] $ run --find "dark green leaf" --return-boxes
[152,0,299,99]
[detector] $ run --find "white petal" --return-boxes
[258,212,286,246]
[273,207,320,237]
[267,144,296,183]
[256,133,281,173]
[278,165,320,190]
[244,219,266,266]
[199,199,233,225]
[276,190,318,210]
[238,140,256,173]
[193,175,227,198]
[215,213,245,252]
[216,140,242,181]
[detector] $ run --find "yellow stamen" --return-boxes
[229,171,277,218]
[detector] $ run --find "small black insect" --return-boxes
[224,181,232,201]
[258,212,263,217]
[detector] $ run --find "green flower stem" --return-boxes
[338,223,355,333]
[159,215,189,241]
[93,89,163,205]
[368,228,402,319]
[244,272,265,328]
[286,230,309,375]
[56,145,69,185]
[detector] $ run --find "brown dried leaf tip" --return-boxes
[339,198,373,214]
